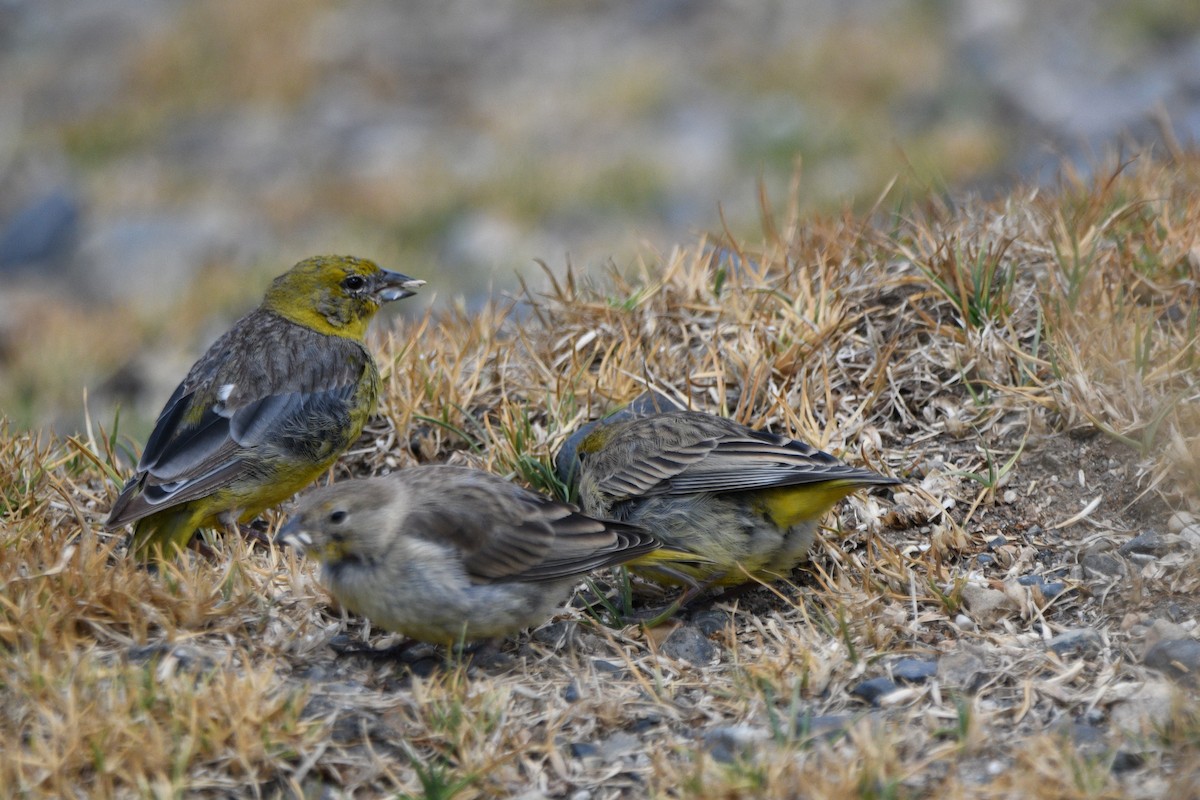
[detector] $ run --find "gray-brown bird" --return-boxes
[567,408,900,588]
[276,465,661,644]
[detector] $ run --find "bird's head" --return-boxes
[276,479,402,565]
[263,255,424,340]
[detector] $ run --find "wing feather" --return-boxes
[401,468,658,585]
[106,314,370,528]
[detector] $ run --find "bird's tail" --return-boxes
[757,476,897,530]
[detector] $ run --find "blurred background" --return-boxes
[2,0,1199,435]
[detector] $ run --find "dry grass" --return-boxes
[3,154,1199,798]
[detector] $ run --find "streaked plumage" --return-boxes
[106,255,423,558]
[570,409,900,587]
[277,465,661,644]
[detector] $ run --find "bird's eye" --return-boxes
[329,509,348,524]
[341,275,367,292]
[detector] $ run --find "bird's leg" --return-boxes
[240,518,273,548]
[220,511,271,548]
[632,576,724,627]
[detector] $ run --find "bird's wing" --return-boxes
[593,415,894,500]
[662,432,893,494]
[108,324,369,526]
[405,478,657,585]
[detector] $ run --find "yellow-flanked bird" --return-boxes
[276,465,660,645]
[569,408,900,588]
[106,255,423,559]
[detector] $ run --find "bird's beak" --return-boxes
[375,269,425,302]
[275,516,313,550]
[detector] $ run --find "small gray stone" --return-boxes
[1144,618,1189,651]
[850,677,898,706]
[690,609,731,638]
[563,681,581,703]
[1049,628,1103,658]
[960,583,1017,624]
[794,713,856,741]
[1119,532,1187,559]
[1016,574,1068,599]
[938,648,986,691]
[628,715,661,734]
[591,659,624,675]
[1080,552,1126,580]
[1110,751,1145,773]
[569,742,599,759]
[1040,582,1067,599]
[1144,638,1200,683]
[1061,721,1108,759]
[660,624,717,666]
[596,731,640,760]
[703,725,767,763]
[892,658,938,684]
[1111,681,1176,734]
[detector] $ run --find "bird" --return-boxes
[105,255,424,559]
[275,465,661,645]
[566,408,900,589]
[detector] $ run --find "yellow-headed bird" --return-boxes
[568,409,899,588]
[106,255,423,559]
[276,465,660,645]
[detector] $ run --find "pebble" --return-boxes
[569,742,599,759]
[1110,680,1176,734]
[953,613,977,631]
[1118,532,1187,559]
[703,725,768,764]
[1143,638,1200,684]
[690,609,732,638]
[1062,721,1107,759]
[659,623,717,666]
[1180,525,1200,549]
[595,731,640,760]
[892,658,939,684]
[1110,750,1146,773]
[1168,511,1195,533]
[1080,551,1126,580]
[938,648,986,691]
[960,583,1017,624]
[794,713,857,741]
[1144,618,1189,650]
[1016,574,1068,600]
[850,677,898,706]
